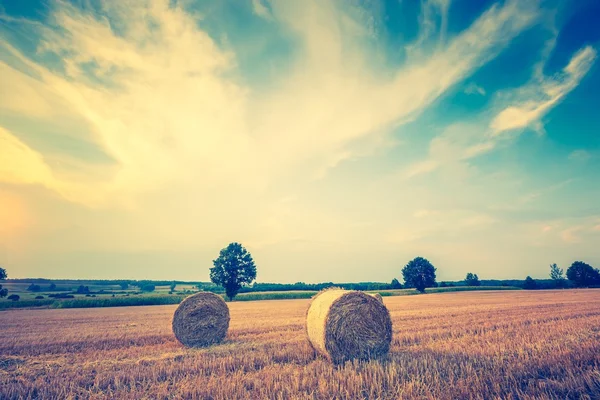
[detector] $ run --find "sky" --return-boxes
[0,0,599,283]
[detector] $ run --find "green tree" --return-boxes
[119,281,129,290]
[402,257,437,293]
[566,261,600,287]
[170,282,176,292]
[549,263,566,288]
[139,283,155,292]
[210,242,257,300]
[523,276,537,290]
[0,267,7,298]
[76,285,90,294]
[27,283,42,292]
[465,272,481,286]
[390,278,402,289]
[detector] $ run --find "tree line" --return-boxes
[2,244,598,302]
[208,243,599,299]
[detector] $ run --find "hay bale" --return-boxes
[172,292,230,347]
[370,293,383,303]
[306,289,392,364]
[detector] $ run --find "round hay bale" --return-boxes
[306,289,392,364]
[172,292,230,347]
[370,293,383,303]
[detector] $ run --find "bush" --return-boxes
[8,294,20,301]
[0,299,54,309]
[48,293,75,299]
[35,295,45,299]
[52,295,185,309]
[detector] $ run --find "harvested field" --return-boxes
[1,290,599,399]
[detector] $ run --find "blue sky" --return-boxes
[0,0,598,283]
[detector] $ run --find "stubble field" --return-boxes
[1,290,599,399]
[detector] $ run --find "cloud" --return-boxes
[407,0,452,55]
[464,82,486,96]
[0,126,54,187]
[252,0,273,20]
[3,0,598,281]
[490,46,597,135]
[403,45,596,180]
[568,149,592,162]
[0,0,542,208]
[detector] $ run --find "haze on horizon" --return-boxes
[0,0,599,284]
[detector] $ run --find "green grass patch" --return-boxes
[0,299,56,309]
[229,291,317,302]
[50,295,187,309]
[371,286,522,297]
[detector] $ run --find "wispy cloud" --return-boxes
[0,0,542,207]
[407,0,452,55]
[252,0,273,20]
[568,149,592,162]
[403,45,596,179]
[0,0,598,280]
[464,82,486,96]
[490,46,596,135]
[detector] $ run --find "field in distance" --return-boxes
[2,290,599,399]
[0,282,520,309]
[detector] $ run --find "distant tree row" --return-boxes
[22,280,158,294]
[523,261,598,290]
[399,258,599,292]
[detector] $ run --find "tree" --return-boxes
[0,267,7,298]
[170,282,177,292]
[465,273,481,286]
[523,276,537,290]
[210,242,257,300]
[27,283,42,292]
[49,283,57,291]
[549,263,567,288]
[119,281,129,290]
[139,283,155,292]
[402,257,437,293]
[566,261,600,287]
[8,294,20,301]
[76,285,90,294]
[390,278,402,289]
